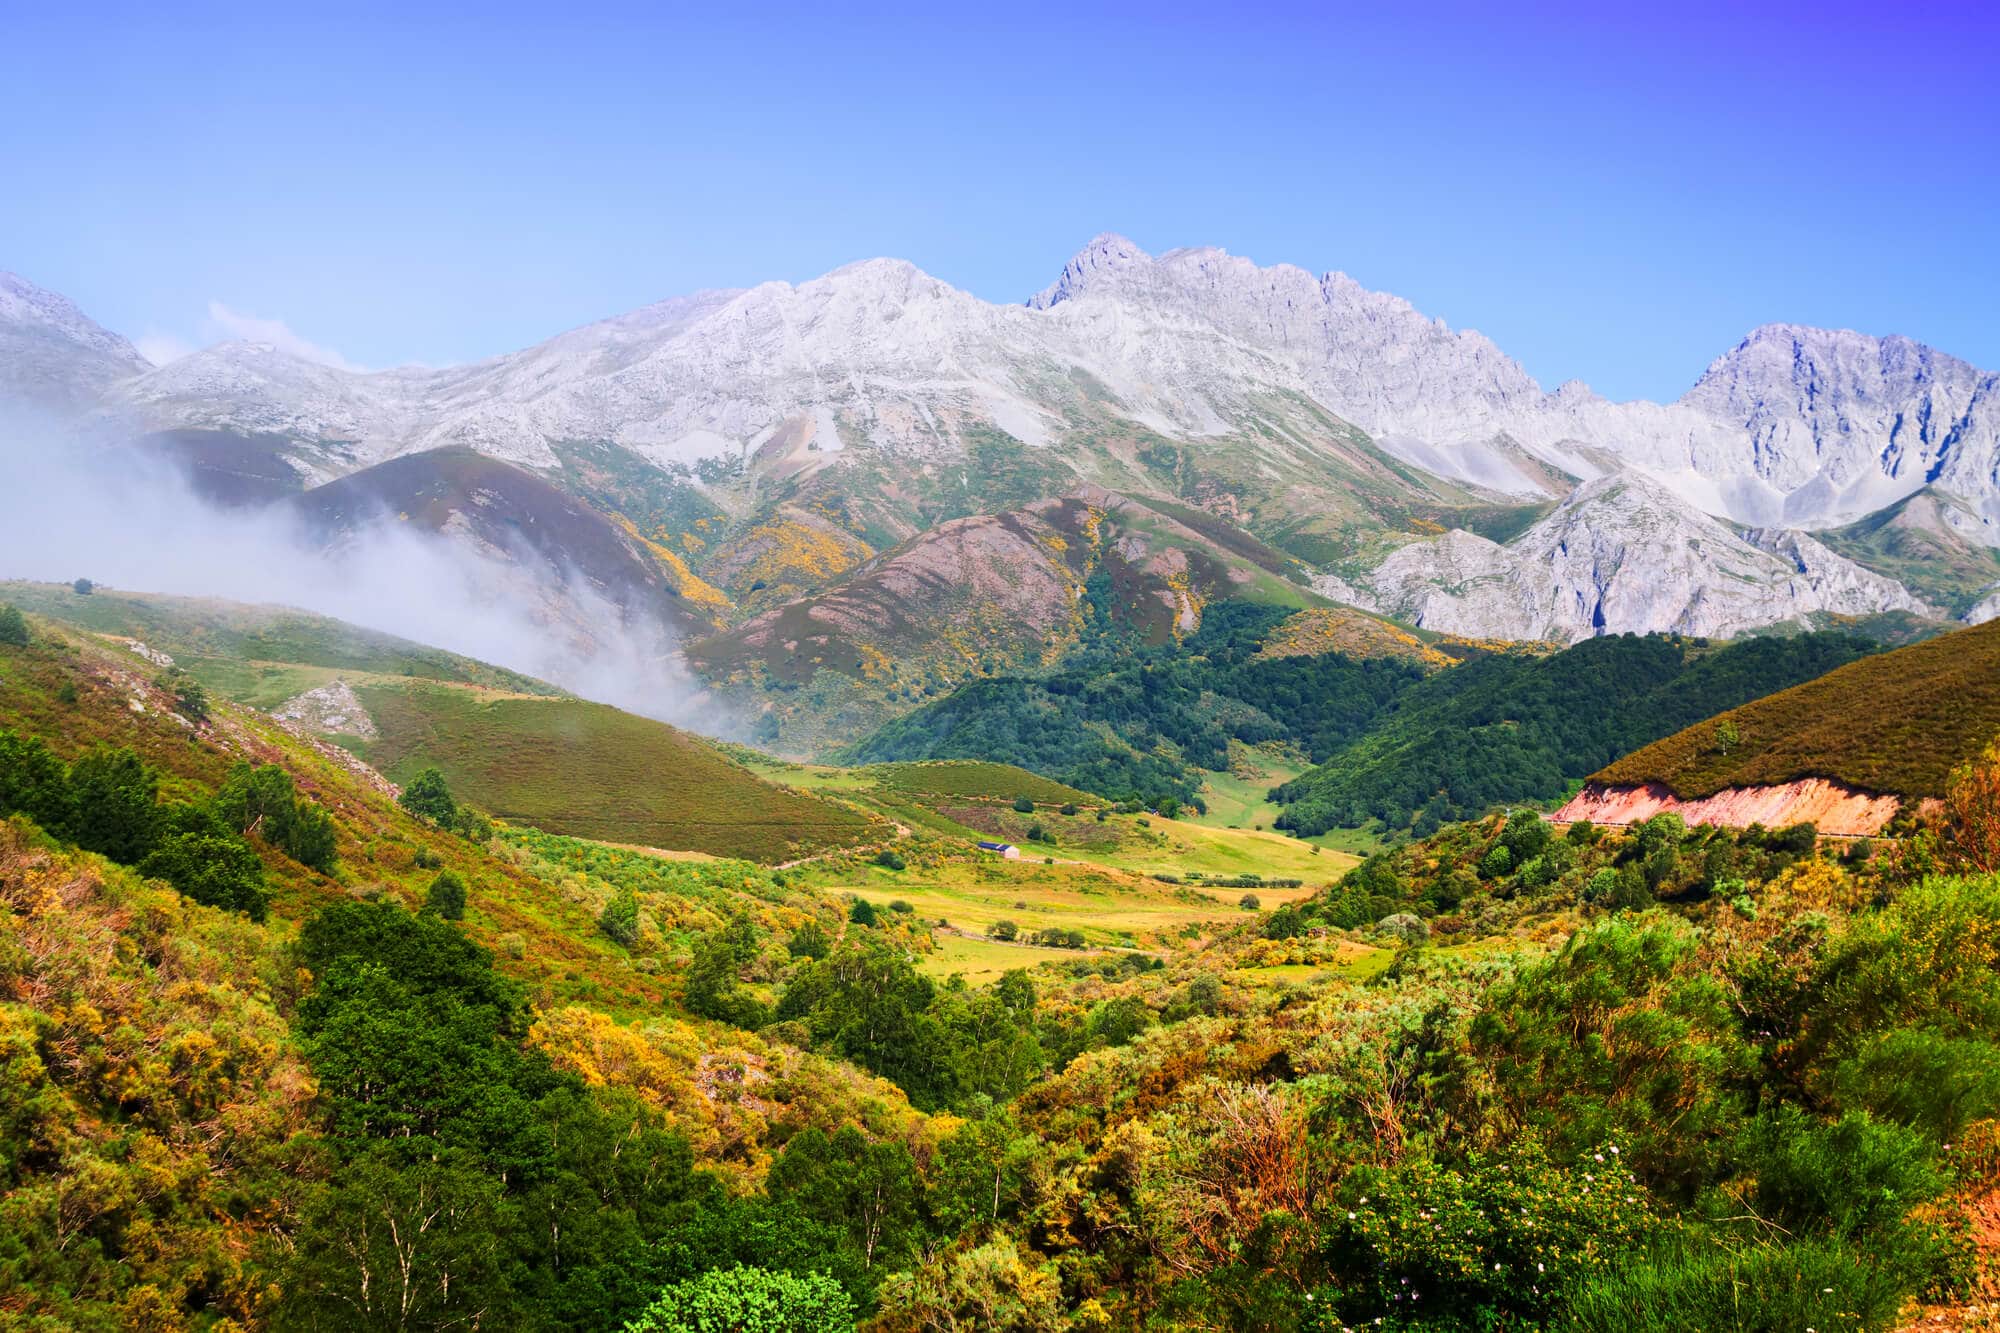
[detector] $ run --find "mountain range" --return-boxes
[5,238,1998,748]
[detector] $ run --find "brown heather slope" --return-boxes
[684,486,1326,753]
[1592,616,2000,801]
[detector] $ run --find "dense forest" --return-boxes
[849,605,1880,836]
[844,603,1428,808]
[1272,630,1880,835]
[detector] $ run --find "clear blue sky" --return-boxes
[2,0,1994,401]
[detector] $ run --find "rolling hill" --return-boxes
[1592,616,2000,802]
[1269,631,1883,835]
[5,583,876,861]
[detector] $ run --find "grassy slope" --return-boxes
[1,580,563,697]
[350,680,879,862]
[5,582,875,862]
[0,618,674,1013]
[1595,616,2000,799]
[1816,489,2000,618]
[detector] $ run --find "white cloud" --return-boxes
[203,301,364,371]
[134,330,198,367]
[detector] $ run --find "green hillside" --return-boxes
[350,680,877,861]
[1596,616,2000,799]
[842,601,1429,807]
[0,579,561,700]
[8,582,875,861]
[1271,631,1881,834]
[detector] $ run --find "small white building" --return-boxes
[977,840,1022,860]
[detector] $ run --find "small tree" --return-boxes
[1715,719,1742,754]
[163,671,211,723]
[397,767,457,825]
[787,921,831,959]
[71,578,93,595]
[599,886,640,946]
[0,605,28,648]
[1157,798,1181,820]
[424,869,467,920]
[849,897,878,927]
[1944,739,2000,874]
[988,919,1019,941]
[1239,893,1262,911]
[1059,803,1079,816]
[1012,796,1035,814]
[875,848,907,870]
[68,745,160,863]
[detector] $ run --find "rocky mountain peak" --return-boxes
[0,270,151,411]
[1026,233,1152,310]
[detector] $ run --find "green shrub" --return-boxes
[1263,904,1305,939]
[1554,1236,1908,1333]
[68,746,160,863]
[1239,893,1261,910]
[138,803,267,921]
[216,763,338,872]
[787,921,832,959]
[598,886,640,946]
[1316,1146,1658,1328]
[875,849,906,870]
[0,604,29,647]
[1478,844,1514,879]
[0,729,76,834]
[988,920,1019,941]
[398,766,457,825]
[1011,796,1035,813]
[424,869,468,921]
[848,898,878,927]
[622,1265,855,1332]
[163,670,211,723]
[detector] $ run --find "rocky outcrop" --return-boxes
[1553,778,1907,837]
[273,679,377,738]
[1343,474,1929,641]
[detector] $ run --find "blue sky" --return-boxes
[2,0,1995,401]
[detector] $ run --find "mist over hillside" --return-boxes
[0,410,725,731]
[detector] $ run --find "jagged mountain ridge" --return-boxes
[0,247,1985,683]
[12,238,1994,541]
[1328,473,1930,643]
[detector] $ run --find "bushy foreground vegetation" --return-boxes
[8,602,2000,1331]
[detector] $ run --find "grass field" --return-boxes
[817,853,1318,951]
[1229,945,1394,988]
[919,932,1101,983]
[350,681,880,862]
[743,753,1361,882]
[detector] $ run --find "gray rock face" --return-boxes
[2,241,1985,645]
[273,678,378,738]
[1341,474,1930,641]
[1681,324,2000,533]
[0,271,151,413]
